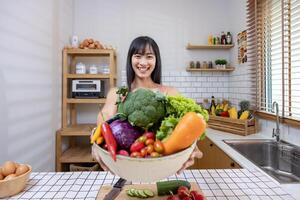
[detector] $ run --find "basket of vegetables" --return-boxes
[91,88,208,182]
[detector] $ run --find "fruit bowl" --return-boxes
[93,142,196,182]
[0,164,32,198]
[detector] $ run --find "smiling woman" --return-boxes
[92,36,202,173]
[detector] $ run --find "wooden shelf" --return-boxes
[60,146,96,163]
[66,98,106,104]
[186,67,235,72]
[186,43,234,49]
[66,74,111,79]
[64,48,114,56]
[58,124,96,136]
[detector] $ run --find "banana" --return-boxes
[239,110,250,120]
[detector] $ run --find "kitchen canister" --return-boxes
[89,64,98,74]
[75,62,86,74]
[71,35,79,48]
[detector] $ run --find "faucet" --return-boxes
[272,101,280,142]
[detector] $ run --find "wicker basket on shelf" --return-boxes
[69,163,100,172]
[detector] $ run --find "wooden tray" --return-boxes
[97,182,203,200]
[208,115,257,136]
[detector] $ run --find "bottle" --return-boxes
[208,34,213,45]
[226,32,232,44]
[210,96,217,115]
[196,61,201,68]
[221,32,226,45]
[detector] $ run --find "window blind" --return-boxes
[247,0,300,123]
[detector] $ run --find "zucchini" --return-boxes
[156,180,191,196]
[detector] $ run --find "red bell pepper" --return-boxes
[101,122,117,161]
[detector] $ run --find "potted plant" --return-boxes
[215,59,227,69]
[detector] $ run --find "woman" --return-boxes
[92,36,202,174]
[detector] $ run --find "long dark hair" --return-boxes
[126,36,162,91]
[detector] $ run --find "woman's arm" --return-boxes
[97,87,118,125]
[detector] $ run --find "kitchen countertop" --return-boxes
[205,128,300,200]
[3,169,295,200]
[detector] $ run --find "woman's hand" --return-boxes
[177,146,203,174]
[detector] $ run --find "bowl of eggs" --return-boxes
[0,161,32,198]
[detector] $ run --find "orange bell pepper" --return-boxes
[163,112,206,155]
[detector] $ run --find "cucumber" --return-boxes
[156,180,191,196]
[137,190,148,198]
[143,189,154,197]
[126,189,135,197]
[126,188,155,198]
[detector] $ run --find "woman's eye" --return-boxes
[134,54,141,59]
[147,55,154,59]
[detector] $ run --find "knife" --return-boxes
[104,178,127,200]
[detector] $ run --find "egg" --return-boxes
[4,173,17,181]
[2,161,16,176]
[15,164,29,176]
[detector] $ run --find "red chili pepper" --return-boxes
[101,122,117,161]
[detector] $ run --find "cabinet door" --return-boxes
[189,137,240,169]
[189,138,215,169]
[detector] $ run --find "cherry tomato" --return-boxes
[150,152,161,157]
[143,132,155,140]
[140,148,148,157]
[190,191,205,200]
[154,140,164,154]
[137,135,147,143]
[167,195,179,200]
[130,141,145,153]
[178,186,190,199]
[130,152,142,158]
[146,144,154,154]
[145,138,154,146]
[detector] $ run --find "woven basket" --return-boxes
[69,163,99,171]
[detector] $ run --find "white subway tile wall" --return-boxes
[121,70,230,103]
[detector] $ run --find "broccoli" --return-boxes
[117,88,166,130]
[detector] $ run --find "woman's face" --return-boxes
[131,46,156,79]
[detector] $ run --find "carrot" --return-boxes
[163,112,206,155]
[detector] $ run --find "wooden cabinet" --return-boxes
[189,137,241,169]
[55,48,116,172]
[186,43,235,72]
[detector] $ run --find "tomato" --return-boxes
[140,148,148,157]
[182,197,192,200]
[150,152,161,157]
[145,138,154,146]
[130,152,142,158]
[143,132,155,140]
[117,150,129,156]
[154,140,164,154]
[178,186,190,199]
[146,144,154,154]
[137,135,147,143]
[130,141,145,153]
[190,191,205,200]
[167,195,179,200]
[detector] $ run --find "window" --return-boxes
[247,0,300,124]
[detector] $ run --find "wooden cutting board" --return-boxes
[97,182,203,200]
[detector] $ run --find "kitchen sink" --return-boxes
[223,139,300,183]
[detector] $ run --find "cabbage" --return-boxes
[110,119,143,150]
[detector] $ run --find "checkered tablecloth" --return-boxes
[2,169,295,200]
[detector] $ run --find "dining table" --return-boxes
[2,169,295,200]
